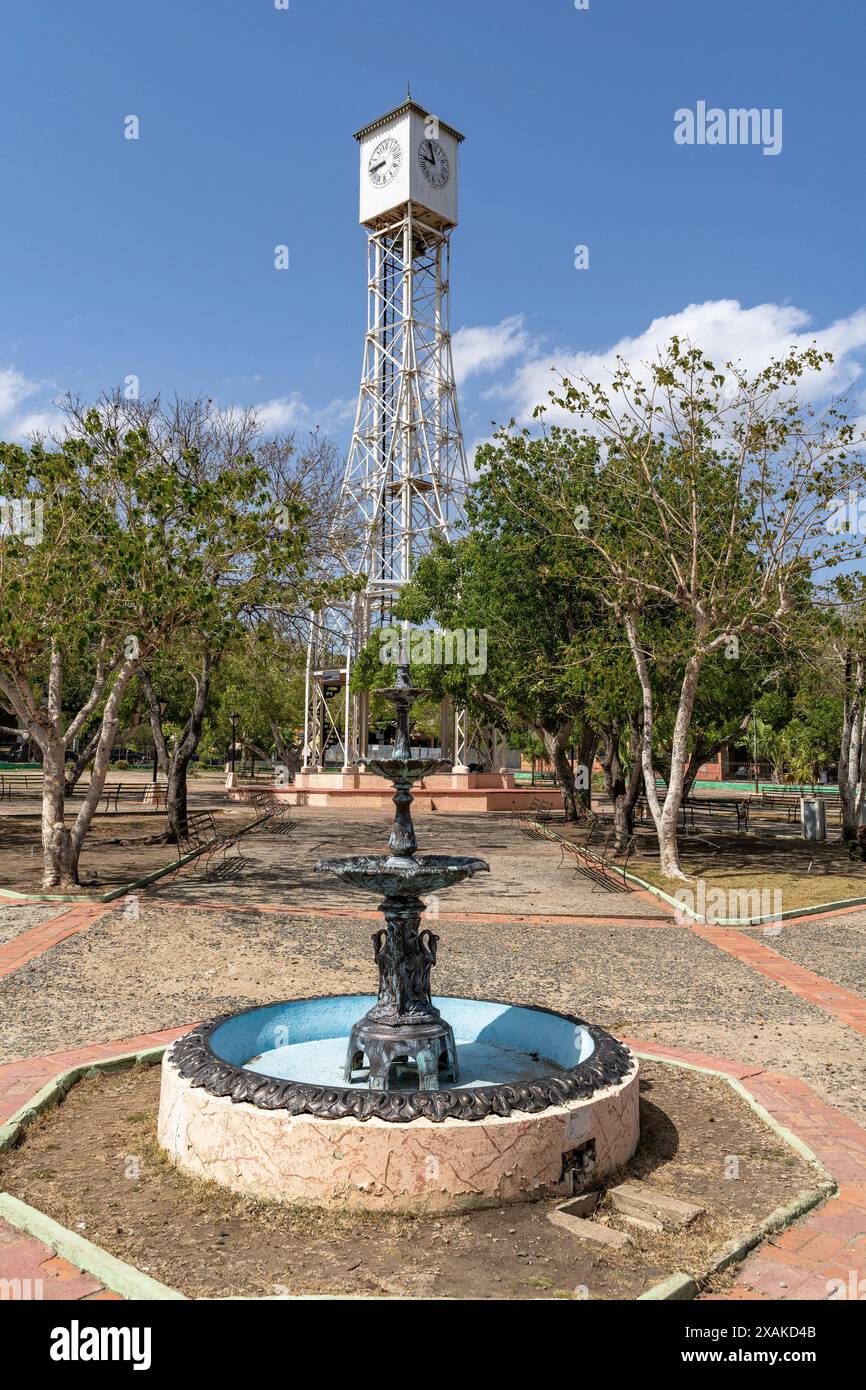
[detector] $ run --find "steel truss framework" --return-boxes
[303,205,490,771]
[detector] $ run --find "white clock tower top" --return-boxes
[355,98,464,229]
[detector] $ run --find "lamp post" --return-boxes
[229,713,240,777]
[151,700,168,780]
[146,701,168,807]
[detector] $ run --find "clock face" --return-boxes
[368,137,402,187]
[418,138,450,189]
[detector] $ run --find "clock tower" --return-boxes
[302,99,490,775]
[357,100,462,229]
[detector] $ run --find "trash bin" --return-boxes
[801,796,826,841]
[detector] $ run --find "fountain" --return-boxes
[314,662,488,1092]
[157,664,640,1210]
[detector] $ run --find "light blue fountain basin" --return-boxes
[209,995,596,1091]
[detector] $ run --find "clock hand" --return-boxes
[370,159,386,173]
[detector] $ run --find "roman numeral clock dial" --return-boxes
[418,138,450,189]
[368,137,402,187]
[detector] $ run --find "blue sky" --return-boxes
[1,0,865,452]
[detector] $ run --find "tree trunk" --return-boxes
[625,613,703,880]
[42,742,77,887]
[598,717,643,850]
[541,722,578,820]
[64,727,100,796]
[167,756,191,842]
[164,653,214,843]
[269,719,299,777]
[1,643,136,890]
[575,724,597,811]
[140,669,170,777]
[63,659,139,886]
[838,652,866,846]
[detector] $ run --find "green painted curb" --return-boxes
[634,1049,835,1301]
[0,1045,182,1299]
[0,1039,841,1303]
[622,869,866,927]
[634,1048,834,1179]
[522,818,866,925]
[638,1183,833,1302]
[0,812,273,906]
[0,1049,166,1152]
[0,1193,185,1300]
[709,1187,834,1276]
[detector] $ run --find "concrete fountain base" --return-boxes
[157,996,640,1212]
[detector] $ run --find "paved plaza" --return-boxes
[1,807,866,1300]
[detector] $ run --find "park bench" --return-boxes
[65,781,166,813]
[756,791,803,822]
[553,820,637,894]
[174,810,245,879]
[246,787,296,836]
[170,793,295,885]
[635,793,661,824]
[756,790,842,826]
[0,771,44,799]
[682,795,750,833]
[636,793,749,834]
[147,810,238,887]
[514,806,635,894]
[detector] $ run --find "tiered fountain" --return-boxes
[158,665,640,1210]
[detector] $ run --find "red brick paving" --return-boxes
[0,903,115,980]
[1,860,865,1300]
[0,1023,188,1302]
[0,1210,119,1301]
[0,1024,192,1127]
[690,924,866,1036]
[0,1026,862,1301]
[631,1043,866,1301]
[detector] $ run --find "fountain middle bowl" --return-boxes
[315,852,489,897]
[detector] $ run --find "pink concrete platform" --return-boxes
[229,768,563,813]
[157,1046,640,1213]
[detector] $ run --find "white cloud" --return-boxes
[0,365,40,419]
[482,299,866,424]
[253,391,311,432]
[253,392,355,436]
[9,409,65,441]
[451,314,530,385]
[0,366,65,442]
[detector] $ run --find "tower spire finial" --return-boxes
[407,80,411,101]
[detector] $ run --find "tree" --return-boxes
[209,630,307,778]
[0,412,305,886]
[531,339,864,878]
[59,394,336,842]
[358,437,611,820]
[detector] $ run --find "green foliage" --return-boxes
[0,420,309,688]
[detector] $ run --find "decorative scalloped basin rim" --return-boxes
[160,1004,640,1208]
[170,994,636,1124]
[212,995,594,1090]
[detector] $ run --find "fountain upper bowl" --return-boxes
[315,852,490,897]
[363,756,446,785]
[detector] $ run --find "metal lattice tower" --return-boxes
[303,207,469,768]
[303,101,479,772]
[303,100,492,772]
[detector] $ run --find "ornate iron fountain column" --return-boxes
[316,662,488,1091]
